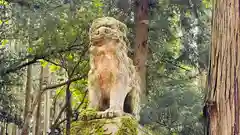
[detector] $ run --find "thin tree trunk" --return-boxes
[35,66,43,135]
[133,0,149,97]
[34,94,41,135]
[5,123,8,135]
[21,91,41,135]
[65,79,72,135]
[205,0,240,134]
[43,82,51,135]
[22,65,32,135]
[0,125,4,135]
[11,124,16,135]
[24,65,32,120]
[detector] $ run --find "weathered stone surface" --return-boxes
[87,17,141,120]
[69,115,153,135]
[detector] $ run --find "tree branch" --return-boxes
[50,90,88,132]
[1,44,81,75]
[52,102,68,128]
[75,90,88,111]
[161,59,191,72]
[41,74,87,93]
[68,47,88,76]
[5,0,31,8]
[43,59,64,69]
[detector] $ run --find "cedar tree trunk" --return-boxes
[133,0,149,97]
[205,0,240,135]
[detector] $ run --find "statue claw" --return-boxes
[97,107,125,118]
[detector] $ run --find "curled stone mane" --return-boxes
[89,17,130,48]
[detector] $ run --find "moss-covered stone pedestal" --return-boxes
[69,115,152,135]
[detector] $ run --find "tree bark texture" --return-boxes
[206,0,240,135]
[133,0,149,97]
[65,79,72,135]
[11,124,17,135]
[22,64,32,135]
[43,84,51,135]
[34,66,43,135]
[24,65,32,120]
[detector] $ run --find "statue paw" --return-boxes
[98,108,125,118]
[106,108,124,117]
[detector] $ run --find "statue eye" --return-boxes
[96,30,100,35]
[118,25,125,33]
[102,24,113,29]
[105,29,110,33]
[119,27,124,33]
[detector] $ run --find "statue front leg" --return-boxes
[88,86,101,111]
[101,82,129,118]
[109,87,128,111]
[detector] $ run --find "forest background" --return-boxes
[0,0,211,134]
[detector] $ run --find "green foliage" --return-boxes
[66,119,105,135]
[116,117,138,135]
[0,47,24,118]
[70,79,88,109]
[69,115,144,135]
[0,39,8,48]
[138,0,211,135]
[79,108,98,121]
[141,78,204,134]
[49,64,61,73]
[39,59,48,68]
[55,78,88,110]
[0,0,7,5]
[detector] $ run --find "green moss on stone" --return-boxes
[66,114,154,135]
[79,108,98,121]
[69,120,106,135]
[116,117,138,135]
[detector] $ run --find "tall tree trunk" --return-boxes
[0,125,4,135]
[205,0,240,135]
[21,91,41,135]
[22,65,32,135]
[133,0,149,97]
[35,66,43,135]
[11,124,16,135]
[35,65,50,135]
[43,81,51,135]
[24,65,32,120]
[65,79,72,135]
[34,96,41,135]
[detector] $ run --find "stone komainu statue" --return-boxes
[88,17,141,120]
